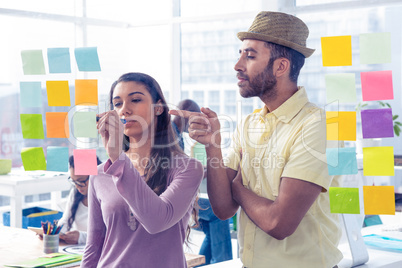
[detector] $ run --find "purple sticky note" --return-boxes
[361,108,394,138]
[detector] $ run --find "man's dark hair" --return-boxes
[264,42,305,83]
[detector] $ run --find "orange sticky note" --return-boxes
[363,147,394,176]
[75,79,98,106]
[46,112,69,138]
[363,186,395,215]
[46,81,71,106]
[326,111,356,141]
[321,36,352,67]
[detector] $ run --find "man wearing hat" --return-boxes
[170,11,342,268]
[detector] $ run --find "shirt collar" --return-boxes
[258,86,309,123]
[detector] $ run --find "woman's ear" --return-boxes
[154,100,163,116]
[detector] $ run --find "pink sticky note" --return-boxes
[361,70,394,101]
[73,149,98,175]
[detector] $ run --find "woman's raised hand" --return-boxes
[97,111,124,162]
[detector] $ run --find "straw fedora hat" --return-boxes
[237,11,315,58]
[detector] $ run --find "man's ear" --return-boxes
[155,100,163,116]
[274,58,290,78]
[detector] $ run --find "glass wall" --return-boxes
[1,0,402,206]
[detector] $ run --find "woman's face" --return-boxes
[69,168,89,196]
[112,81,158,139]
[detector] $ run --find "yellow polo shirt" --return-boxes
[225,87,343,268]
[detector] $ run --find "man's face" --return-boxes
[234,39,277,98]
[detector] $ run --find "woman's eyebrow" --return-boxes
[113,91,145,99]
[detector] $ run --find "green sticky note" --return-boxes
[363,147,394,176]
[73,111,97,138]
[360,32,391,64]
[329,187,360,214]
[21,147,46,171]
[21,50,46,75]
[20,114,45,139]
[325,73,357,103]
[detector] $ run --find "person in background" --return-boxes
[81,72,203,267]
[172,99,201,151]
[171,11,343,268]
[172,99,233,265]
[57,155,102,244]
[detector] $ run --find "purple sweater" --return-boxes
[81,152,203,268]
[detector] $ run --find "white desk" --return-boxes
[0,169,70,228]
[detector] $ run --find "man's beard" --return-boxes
[238,59,277,99]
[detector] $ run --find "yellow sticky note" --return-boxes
[46,81,71,106]
[363,147,394,176]
[326,111,356,141]
[321,36,352,67]
[363,186,395,215]
[75,79,98,106]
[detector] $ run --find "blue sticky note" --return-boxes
[74,47,101,72]
[20,81,42,108]
[46,146,69,172]
[47,48,71,73]
[327,147,358,175]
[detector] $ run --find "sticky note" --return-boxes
[46,81,71,106]
[321,36,352,67]
[21,147,46,171]
[20,81,42,108]
[360,32,391,64]
[20,114,45,139]
[327,147,358,175]
[361,109,394,139]
[46,112,69,138]
[75,79,98,106]
[47,48,71,73]
[74,47,101,72]
[21,50,46,75]
[361,71,393,101]
[363,186,395,215]
[326,111,356,141]
[73,149,98,175]
[363,146,394,176]
[73,111,97,138]
[46,146,69,172]
[325,73,356,103]
[329,187,360,214]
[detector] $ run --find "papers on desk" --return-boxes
[4,252,81,268]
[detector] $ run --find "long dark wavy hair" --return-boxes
[109,72,199,241]
[67,155,102,231]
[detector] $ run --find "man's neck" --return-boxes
[261,82,298,112]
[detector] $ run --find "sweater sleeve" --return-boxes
[104,152,203,234]
[81,175,105,267]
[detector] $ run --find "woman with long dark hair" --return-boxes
[81,72,203,267]
[57,155,102,244]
